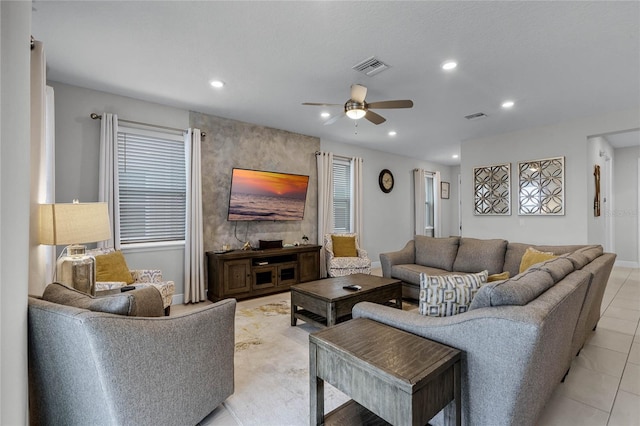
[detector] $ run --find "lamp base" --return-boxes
[56,245,96,296]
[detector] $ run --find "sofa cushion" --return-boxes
[419,270,488,317]
[530,256,575,282]
[41,282,164,317]
[519,247,557,273]
[95,250,134,284]
[414,236,459,271]
[469,269,555,309]
[563,245,603,269]
[331,235,357,257]
[391,264,454,286]
[452,238,508,275]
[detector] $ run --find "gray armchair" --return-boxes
[28,295,236,426]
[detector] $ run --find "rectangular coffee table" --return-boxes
[290,274,402,328]
[310,318,461,426]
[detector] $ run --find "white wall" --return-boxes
[320,139,455,264]
[461,109,640,245]
[0,2,31,423]
[613,145,640,265]
[50,82,190,301]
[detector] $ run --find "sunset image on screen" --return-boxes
[228,169,309,221]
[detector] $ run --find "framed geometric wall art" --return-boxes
[473,163,511,215]
[518,156,565,215]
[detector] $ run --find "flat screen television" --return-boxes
[227,168,309,221]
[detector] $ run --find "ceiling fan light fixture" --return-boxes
[345,101,366,120]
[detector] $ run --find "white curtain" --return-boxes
[316,151,334,278]
[98,113,120,249]
[184,129,206,303]
[30,39,56,295]
[433,170,442,237]
[414,169,426,236]
[351,156,364,244]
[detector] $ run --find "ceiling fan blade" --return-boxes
[366,100,414,109]
[364,110,386,125]
[323,113,345,126]
[302,102,341,107]
[350,84,367,103]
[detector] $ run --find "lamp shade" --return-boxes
[40,202,111,245]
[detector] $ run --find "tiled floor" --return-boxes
[537,266,640,426]
[193,266,640,426]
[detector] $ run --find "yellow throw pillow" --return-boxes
[519,247,557,273]
[95,250,134,284]
[331,235,357,257]
[488,271,510,282]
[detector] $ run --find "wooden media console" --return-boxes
[206,245,321,302]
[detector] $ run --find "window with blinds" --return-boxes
[117,127,186,245]
[333,158,352,233]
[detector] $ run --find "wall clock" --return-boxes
[378,169,394,193]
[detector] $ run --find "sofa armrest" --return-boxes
[357,248,369,259]
[380,240,415,278]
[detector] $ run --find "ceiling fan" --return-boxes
[303,84,413,125]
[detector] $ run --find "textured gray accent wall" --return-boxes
[190,112,319,252]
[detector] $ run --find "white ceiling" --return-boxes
[32,1,640,165]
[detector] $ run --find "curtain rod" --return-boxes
[90,113,206,138]
[314,151,357,162]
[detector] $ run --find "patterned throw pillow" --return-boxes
[419,270,489,317]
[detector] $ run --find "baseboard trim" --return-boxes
[172,293,184,305]
[371,260,381,269]
[615,260,639,268]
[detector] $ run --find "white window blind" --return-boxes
[117,127,186,244]
[333,158,352,233]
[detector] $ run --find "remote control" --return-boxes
[121,286,136,292]
[343,285,362,291]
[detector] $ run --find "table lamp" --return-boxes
[39,201,111,296]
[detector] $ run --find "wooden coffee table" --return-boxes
[290,274,402,328]
[310,318,461,426]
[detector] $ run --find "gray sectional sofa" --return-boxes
[353,236,616,426]
[28,285,236,426]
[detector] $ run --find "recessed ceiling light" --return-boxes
[452,154,459,159]
[442,61,457,71]
[210,80,225,88]
[388,131,397,136]
[502,100,515,108]
[321,112,330,118]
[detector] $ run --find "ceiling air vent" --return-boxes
[464,112,488,121]
[352,56,390,76]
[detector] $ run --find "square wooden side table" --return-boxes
[309,318,461,426]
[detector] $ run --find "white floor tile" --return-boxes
[575,344,628,378]
[537,391,608,426]
[603,306,640,323]
[620,363,640,396]
[198,404,240,426]
[588,329,634,354]
[629,342,640,365]
[609,297,640,312]
[556,365,619,412]
[597,316,639,337]
[607,391,640,426]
